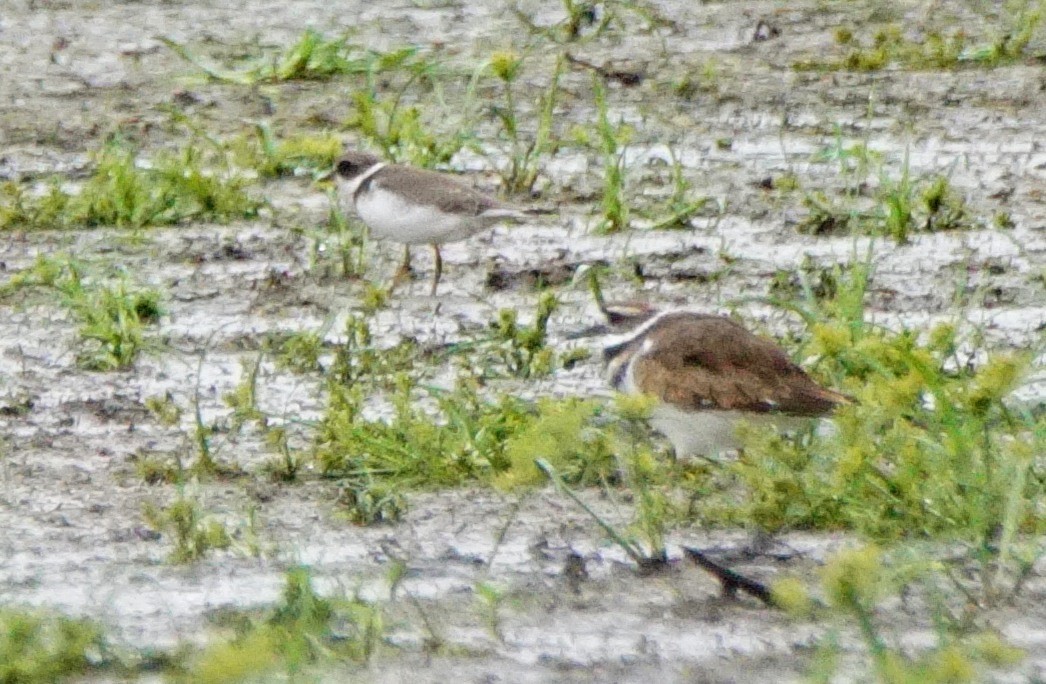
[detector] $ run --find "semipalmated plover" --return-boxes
[335,151,535,295]
[594,302,852,458]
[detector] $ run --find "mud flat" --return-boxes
[0,0,1044,681]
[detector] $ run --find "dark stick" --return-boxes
[682,546,776,607]
[565,52,644,87]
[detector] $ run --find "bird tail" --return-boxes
[522,206,556,216]
[481,206,555,222]
[820,387,857,407]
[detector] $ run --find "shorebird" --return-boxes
[591,302,852,459]
[335,150,537,295]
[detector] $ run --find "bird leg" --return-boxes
[389,245,413,292]
[430,244,443,296]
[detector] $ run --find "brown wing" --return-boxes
[631,314,850,417]
[376,165,510,216]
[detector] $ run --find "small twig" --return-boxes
[682,545,776,607]
[565,52,643,86]
[485,495,525,570]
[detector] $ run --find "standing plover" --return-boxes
[335,151,536,295]
[594,302,852,459]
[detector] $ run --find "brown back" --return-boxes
[365,164,508,216]
[630,313,850,416]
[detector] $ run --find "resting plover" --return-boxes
[335,150,535,295]
[593,302,852,459]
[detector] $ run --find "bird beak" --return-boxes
[563,322,612,340]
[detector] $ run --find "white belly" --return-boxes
[354,188,484,245]
[650,404,814,459]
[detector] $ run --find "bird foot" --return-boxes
[388,263,415,294]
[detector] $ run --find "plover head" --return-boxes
[336,150,383,180]
[335,150,385,196]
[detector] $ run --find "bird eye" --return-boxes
[336,159,356,176]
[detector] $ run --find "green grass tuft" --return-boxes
[590,76,632,234]
[0,255,164,370]
[0,609,107,683]
[0,142,260,231]
[143,491,232,564]
[235,124,343,178]
[189,567,381,680]
[346,90,468,169]
[315,377,535,490]
[795,3,1046,72]
[163,31,433,85]
[799,141,980,242]
[489,53,565,195]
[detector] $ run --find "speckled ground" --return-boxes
[0,0,1044,681]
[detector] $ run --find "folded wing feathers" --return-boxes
[631,315,850,417]
[375,165,537,220]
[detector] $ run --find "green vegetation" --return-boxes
[325,315,418,386]
[187,567,381,681]
[233,296,603,523]
[798,24,969,71]
[314,375,612,525]
[347,87,469,169]
[535,394,670,567]
[774,546,1028,682]
[799,135,978,242]
[2,1,1041,679]
[73,279,162,371]
[234,124,342,178]
[494,398,615,491]
[224,355,266,432]
[143,490,233,563]
[697,258,1040,679]
[0,568,383,681]
[486,291,559,379]
[165,28,471,168]
[0,142,260,231]
[303,194,370,281]
[340,40,470,169]
[672,58,721,100]
[534,256,1038,678]
[513,0,672,43]
[316,379,532,490]
[796,1,1046,71]
[163,30,435,84]
[511,0,605,42]
[645,149,710,230]
[704,261,1045,542]
[576,78,708,233]
[590,76,631,234]
[768,254,841,302]
[0,255,163,370]
[0,609,108,682]
[489,52,564,195]
[139,370,248,483]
